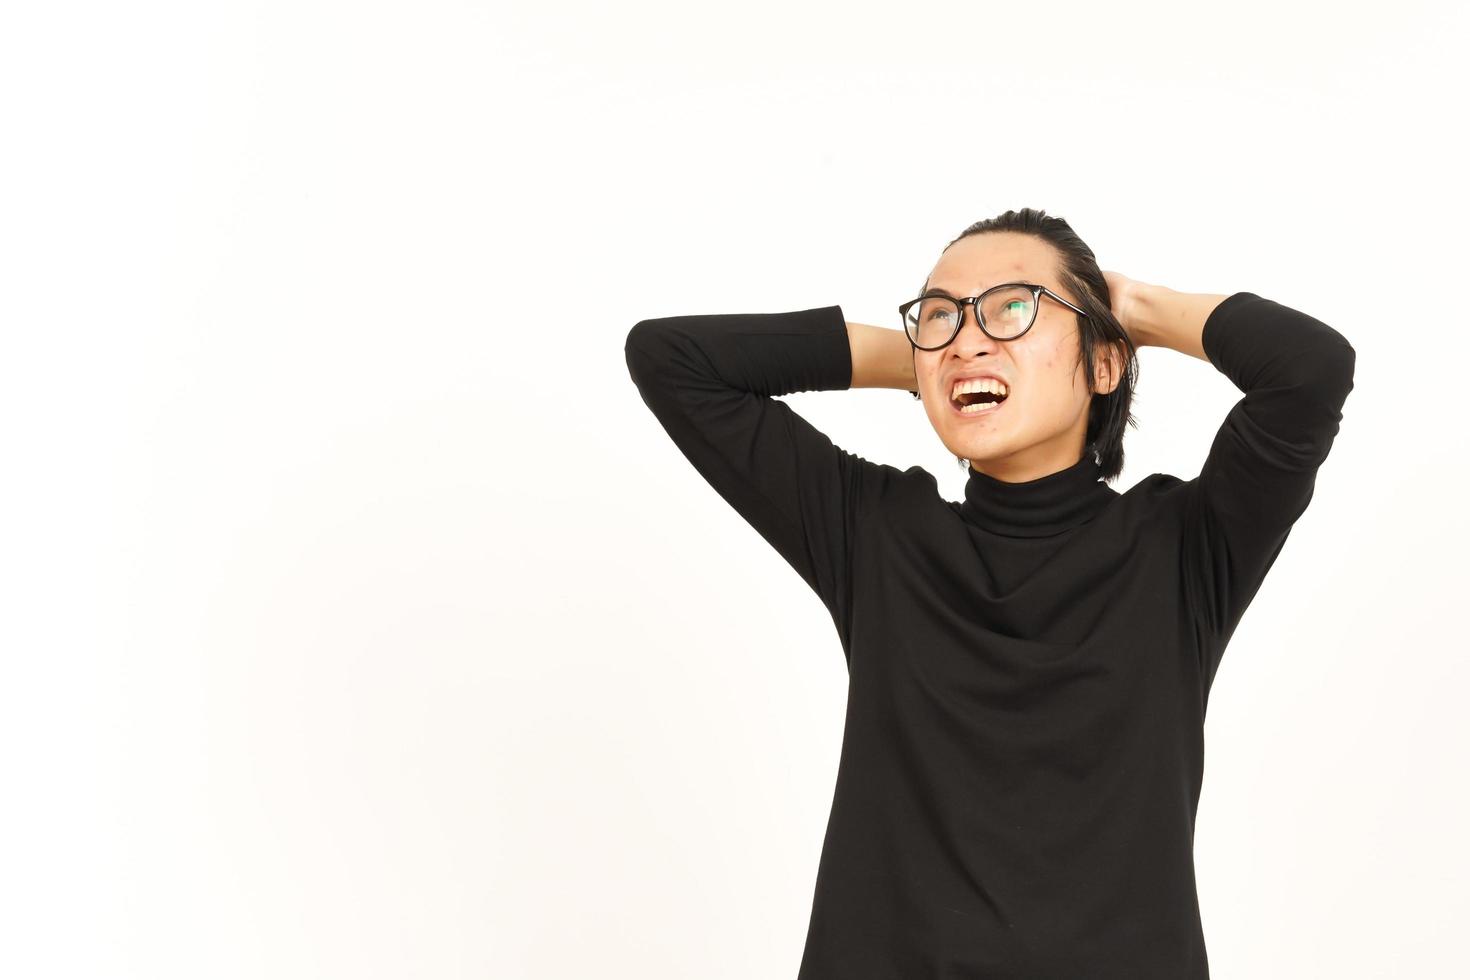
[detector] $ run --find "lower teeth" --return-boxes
[958,400,1002,414]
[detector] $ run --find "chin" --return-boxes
[949,437,1004,464]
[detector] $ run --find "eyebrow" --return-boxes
[922,279,1041,299]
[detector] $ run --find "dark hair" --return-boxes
[914,207,1140,483]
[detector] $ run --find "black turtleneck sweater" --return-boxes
[623,292,1355,979]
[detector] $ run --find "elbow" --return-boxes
[625,316,685,354]
[625,321,654,386]
[1327,336,1356,407]
[1296,322,1356,408]
[625,317,684,387]
[625,317,660,358]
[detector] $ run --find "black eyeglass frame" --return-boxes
[898,283,1091,351]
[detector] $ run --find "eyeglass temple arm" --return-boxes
[1041,285,1089,318]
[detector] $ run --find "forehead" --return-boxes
[925,232,1057,295]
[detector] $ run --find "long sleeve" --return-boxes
[1181,291,1357,693]
[624,305,895,660]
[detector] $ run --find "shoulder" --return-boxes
[860,461,947,516]
[1117,470,1190,498]
[1105,470,1198,527]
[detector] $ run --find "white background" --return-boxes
[3,1,1466,978]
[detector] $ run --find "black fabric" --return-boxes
[959,450,1114,538]
[624,293,1355,979]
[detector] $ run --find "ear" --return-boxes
[1093,339,1125,396]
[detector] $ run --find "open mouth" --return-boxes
[950,387,1008,418]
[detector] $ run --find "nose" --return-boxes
[951,302,1002,356]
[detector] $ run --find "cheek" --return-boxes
[917,360,943,397]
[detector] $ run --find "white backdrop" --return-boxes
[3,1,1466,978]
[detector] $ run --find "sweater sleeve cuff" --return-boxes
[1199,291,1265,369]
[810,304,853,392]
[754,304,850,394]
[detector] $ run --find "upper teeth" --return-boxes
[952,378,1008,399]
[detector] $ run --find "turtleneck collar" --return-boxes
[960,452,1117,538]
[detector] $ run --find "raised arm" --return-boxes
[845,319,918,390]
[1131,285,1357,694]
[623,305,896,660]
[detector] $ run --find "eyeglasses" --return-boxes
[898,283,1090,351]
